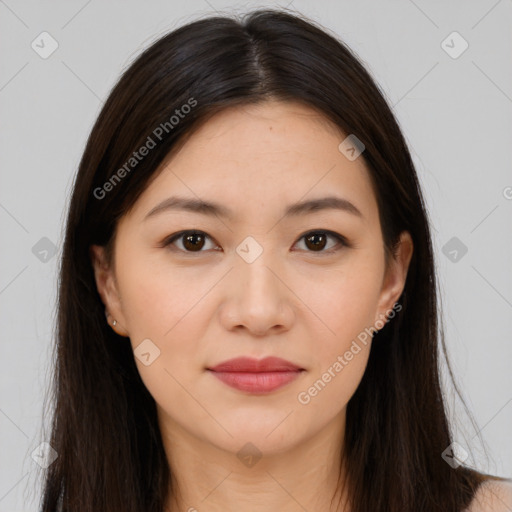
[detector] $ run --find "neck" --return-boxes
[159,408,351,512]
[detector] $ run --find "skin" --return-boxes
[466,480,512,512]
[90,99,414,512]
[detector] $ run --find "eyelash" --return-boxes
[161,229,349,256]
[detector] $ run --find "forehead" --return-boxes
[126,100,379,227]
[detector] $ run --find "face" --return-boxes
[91,100,413,458]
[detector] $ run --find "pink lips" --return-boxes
[207,356,305,393]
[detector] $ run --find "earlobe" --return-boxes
[375,231,414,324]
[89,244,129,337]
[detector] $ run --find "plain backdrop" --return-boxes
[0,1,511,510]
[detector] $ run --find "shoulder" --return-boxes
[466,479,512,512]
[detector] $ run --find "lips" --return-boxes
[207,356,304,373]
[206,356,305,393]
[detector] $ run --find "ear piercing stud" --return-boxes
[105,310,118,327]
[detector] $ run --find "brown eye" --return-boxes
[164,231,217,253]
[295,231,347,254]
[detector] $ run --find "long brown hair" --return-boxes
[38,8,497,511]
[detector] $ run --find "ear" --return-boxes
[374,231,413,324]
[89,244,129,337]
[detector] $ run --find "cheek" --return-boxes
[116,249,214,343]
[113,250,217,402]
[294,256,382,411]
[115,255,212,419]
[303,257,384,353]
[297,343,370,418]
[293,284,376,423]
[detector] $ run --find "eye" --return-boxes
[293,230,348,254]
[161,230,348,254]
[163,230,218,253]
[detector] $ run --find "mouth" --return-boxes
[206,356,305,394]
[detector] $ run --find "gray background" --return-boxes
[1,0,511,510]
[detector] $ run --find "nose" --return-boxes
[219,255,295,337]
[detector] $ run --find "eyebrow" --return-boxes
[143,195,363,221]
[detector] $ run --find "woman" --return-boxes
[38,8,511,512]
